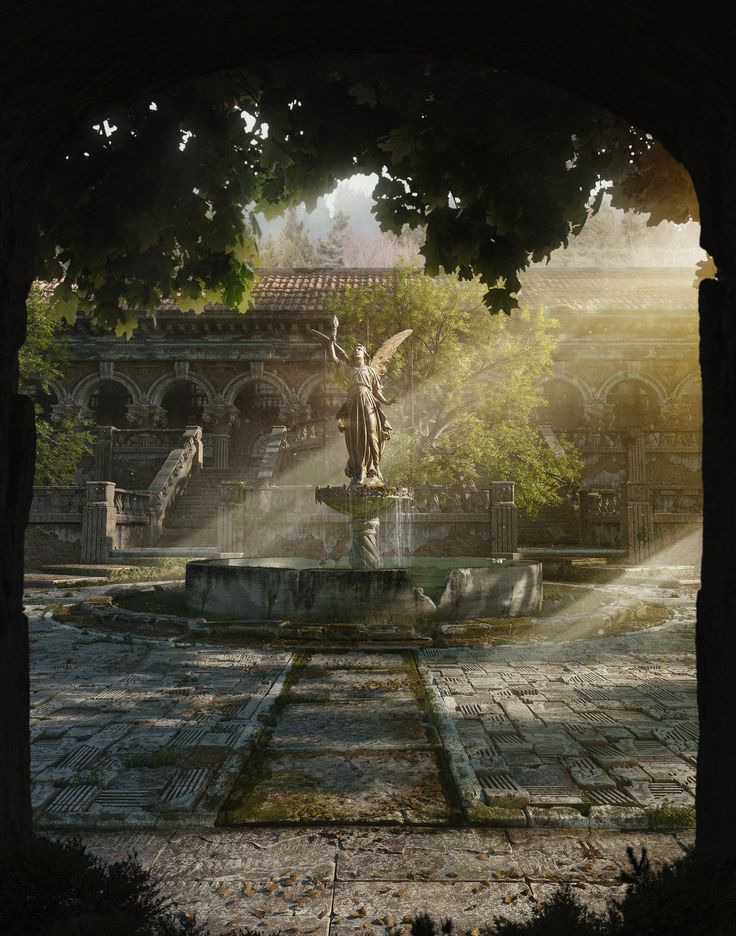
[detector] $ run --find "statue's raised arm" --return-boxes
[309,315,350,365]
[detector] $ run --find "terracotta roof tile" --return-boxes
[249,268,404,312]
[245,266,697,315]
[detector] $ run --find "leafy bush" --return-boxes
[400,848,736,936]
[0,837,262,936]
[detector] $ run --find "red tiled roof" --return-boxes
[247,266,697,315]
[249,268,405,312]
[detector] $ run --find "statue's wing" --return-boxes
[310,328,349,364]
[370,329,413,375]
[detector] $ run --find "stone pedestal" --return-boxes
[81,481,116,563]
[490,481,519,557]
[349,517,380,569]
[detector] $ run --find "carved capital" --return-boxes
[51,402,93,425]
[202,403,239,435]
[125,402,166,429]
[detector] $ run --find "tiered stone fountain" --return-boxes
[186,323,542,626]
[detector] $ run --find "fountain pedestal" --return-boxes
[315,484,410,570]
[349,517,381,569]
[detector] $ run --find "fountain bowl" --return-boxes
[185,555,542,624]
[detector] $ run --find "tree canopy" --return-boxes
[325,268,582,511]
[19,284,94,484]
[37,56,697,331]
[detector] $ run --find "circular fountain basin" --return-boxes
[185,556,542,623]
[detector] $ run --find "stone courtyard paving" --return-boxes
[25,572,698,932]
[71,826,693,934]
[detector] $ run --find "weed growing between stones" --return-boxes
[645,801,696,830]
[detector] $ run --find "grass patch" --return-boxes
[646,801,696,830]
[122,748,177,769]
[106,559,188,582]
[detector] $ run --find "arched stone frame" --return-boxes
[222,370,295,407]
[673,371,702,403]
[597,371,669,408]
[538,373,593,431]
[146,371,217,408]
[295,373,325,406]
[71,371,143,407]
[47,379,72,405]
[538,372,595,407]
[5,0,736,856]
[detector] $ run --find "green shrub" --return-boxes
[0,836,263,936]
[400,848,736,936]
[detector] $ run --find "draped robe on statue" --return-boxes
[336,363,392,484]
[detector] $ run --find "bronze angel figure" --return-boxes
[311,317,412,487]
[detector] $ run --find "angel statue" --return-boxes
[311,316,412,487]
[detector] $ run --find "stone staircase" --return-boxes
[157,458,257,549]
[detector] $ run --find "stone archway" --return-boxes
[2,4,736,854]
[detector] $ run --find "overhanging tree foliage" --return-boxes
[19,283,93,484]
[36,56,697,331]
[326,268,582,509]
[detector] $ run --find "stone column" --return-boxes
[623,480,654,564]
[349,517,381,569]
[203,403,239,470]
[81,481,116,563]
[93,426,115,481]
[218,481,246,554]
[625,428,647,482]
[490,481,519,557]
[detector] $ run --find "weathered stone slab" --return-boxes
[336,828,518,881]
[218,751,457,824]
[269,702,430,751]
[331,880,538,936]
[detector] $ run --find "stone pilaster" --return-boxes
[625,428,647,482]
[490,481,519,557]
[218,481,247,553]
[81,481,116,563]
[93,426,115,481]
[203,403,239,469]
[623,481,654,564]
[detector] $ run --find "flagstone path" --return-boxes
[26,577,697,831]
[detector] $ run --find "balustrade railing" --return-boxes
[29,485,86,521]
[113,488,153,522]
[287,418,325,449]
[651,486,703,514]
[147,427,203,538]
[411,485,489,514]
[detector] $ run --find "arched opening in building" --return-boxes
[540,378,584,432]
[232,381,285,460]
[161,380,207,430]
[88,380,131,427]
[608,379,661,430]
